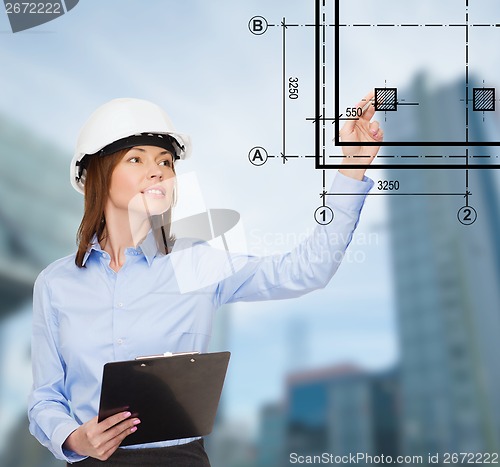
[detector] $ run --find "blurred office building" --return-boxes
[207,306,256,467]
[257,365,399,467]
[257,402,287,467]
[0,114,80,465]
[385,74,500,460]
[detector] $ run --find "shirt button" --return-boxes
[117,302,124,308]
[117,339,124,345]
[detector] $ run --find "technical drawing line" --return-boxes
[331,0,338,168]
[321,170,327,207]
[315,0,322,168]
[305,117,338,121]
[257,154,500,161]
[338,23,500,28]
[268,24,317,28]
[319,164,500,169]
[466,169,470,204]
[269,23,500,28]
[266,155,324,159]
[322,1,327,169]
[326,154,497,158]
[466,150,470,206]
[339,142,500,147]
[326,193,470,196]
[465,0,470,174]
[282,17,287,164]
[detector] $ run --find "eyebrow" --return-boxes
[129,147,173,157]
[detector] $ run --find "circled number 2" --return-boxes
[457,206,477,225]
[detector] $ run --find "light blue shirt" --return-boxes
[28,172,373,462]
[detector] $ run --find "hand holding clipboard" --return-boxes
[98,351,230,446]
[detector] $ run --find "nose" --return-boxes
[146,162,163,180]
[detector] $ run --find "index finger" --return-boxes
[340,90,375,134]
[99,411,132,432]
[359,90,376,121]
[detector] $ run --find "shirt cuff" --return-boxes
[329,171,374,212]
[53,420,88,463]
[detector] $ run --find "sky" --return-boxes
[2,0,498,440]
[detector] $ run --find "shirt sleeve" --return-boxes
[215,171,374,306]
[28,270,87,463]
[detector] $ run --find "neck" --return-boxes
[101,208,151,272]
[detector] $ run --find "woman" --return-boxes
[28,94,383,466]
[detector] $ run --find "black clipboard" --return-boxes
[98,351,230,446]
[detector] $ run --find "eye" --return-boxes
[159,159,172,167]
[128,156,140,163]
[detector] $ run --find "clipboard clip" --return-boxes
[135,351,200,360]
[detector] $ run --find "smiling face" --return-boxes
[106,145,176,219]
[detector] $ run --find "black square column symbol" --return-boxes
[473,88,495,111]
[374,88,398,111]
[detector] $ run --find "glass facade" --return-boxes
[257,366,399,466]
[386,75,500,460]
[0,115,81,466]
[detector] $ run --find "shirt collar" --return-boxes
[81,230,159,267]
[140,229,159,266]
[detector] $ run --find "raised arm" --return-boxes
[213,91,383,305]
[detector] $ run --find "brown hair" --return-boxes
[74,149,175,267]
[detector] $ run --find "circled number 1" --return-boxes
[314,206,334,225]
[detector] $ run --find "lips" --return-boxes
[142,185,166,198]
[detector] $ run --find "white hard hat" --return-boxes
[70,97,192,194]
